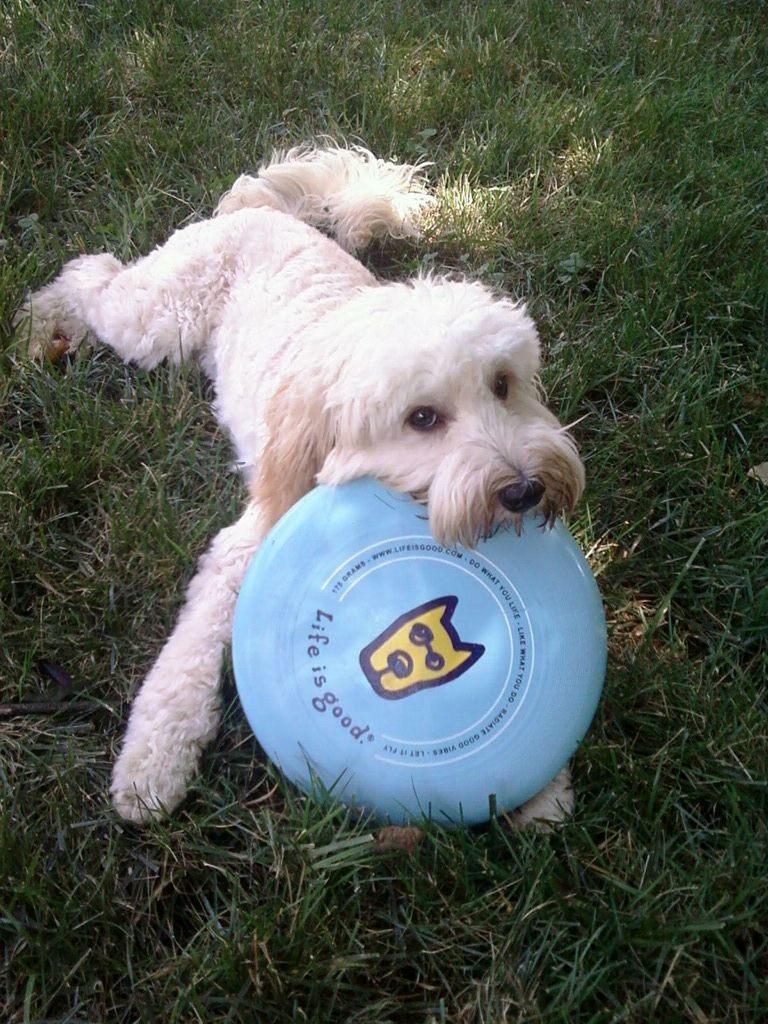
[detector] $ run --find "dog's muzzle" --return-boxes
[498,478,545,514]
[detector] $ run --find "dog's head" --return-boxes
[257,277,584,546]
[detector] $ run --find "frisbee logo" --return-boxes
[359,596,485,700]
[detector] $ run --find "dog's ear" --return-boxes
[251,376,334,525]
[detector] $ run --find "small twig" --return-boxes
[0,700,100,719]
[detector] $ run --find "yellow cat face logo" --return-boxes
[359,596,485,700]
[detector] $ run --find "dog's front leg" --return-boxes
[111,501,266,823]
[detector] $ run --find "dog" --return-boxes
[16,144,584,827]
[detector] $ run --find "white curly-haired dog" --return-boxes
[17,144,584,827]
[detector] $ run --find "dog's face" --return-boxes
[315,277,585,547]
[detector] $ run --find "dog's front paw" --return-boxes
[110,779,167,824]
[507,766,574,832]
[110,735,201,824]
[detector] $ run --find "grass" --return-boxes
[1,0,767,1020]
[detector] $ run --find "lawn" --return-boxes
[1,1,767,1021]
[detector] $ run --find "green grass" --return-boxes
[1,1,767,1021]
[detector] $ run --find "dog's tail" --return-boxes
[214,143,433,252]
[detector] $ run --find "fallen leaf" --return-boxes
[747,462,768,483]
[47,334,72,363]
[742,391,765,412]
[374,826,425,855]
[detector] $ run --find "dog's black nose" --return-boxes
[498,478,545,514]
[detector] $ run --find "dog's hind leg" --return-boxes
[214,143,434,252]
[110,501,267,823]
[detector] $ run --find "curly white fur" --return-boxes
[16,144,584,826]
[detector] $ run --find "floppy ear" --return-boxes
[250,375,334,526]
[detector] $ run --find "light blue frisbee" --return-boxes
[233,478,606,826]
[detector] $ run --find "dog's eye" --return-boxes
[407,407,442,431]
[493,373,509,401]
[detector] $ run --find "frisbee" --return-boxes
[233,478,606,826]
